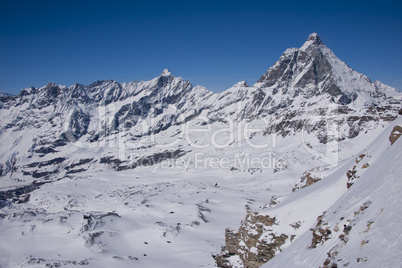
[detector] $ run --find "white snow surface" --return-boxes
[0,117,400,267]
[263,117,402,267]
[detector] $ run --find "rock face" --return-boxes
[214,212,290,268]
[258,34,344,101]
[257,33,385,106]
[292,171,322,192]
[389,125,402,145]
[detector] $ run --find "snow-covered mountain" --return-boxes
[0,33,401,267]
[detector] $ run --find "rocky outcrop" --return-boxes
[0,180,49,209]
[292,171,322,192]
[306,200,373,268]
[100,149,187,171]
[346,154,370,189]
[308,212,332,249]
[389,125,402,145]
[214,211,290,267]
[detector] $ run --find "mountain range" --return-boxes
[0,33,401,268]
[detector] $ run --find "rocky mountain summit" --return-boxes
[258,33,384,105]
[0,33,401,267]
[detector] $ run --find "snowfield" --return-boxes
[0,134,322,267]
[1,118,400,267]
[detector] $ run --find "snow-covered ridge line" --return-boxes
[0,33,400,184]
[4,33,400,106]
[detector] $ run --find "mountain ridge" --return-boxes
[3,35,400,103]
[0,33,400,182]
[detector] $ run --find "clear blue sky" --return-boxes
[1,0,401,94]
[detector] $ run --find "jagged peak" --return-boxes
[88,79,118,88]
[71,82,83,88]
[193,85,206,90]
[44,82,58,88]
[300,32,324,51]
[307,32,322,43]
[233,81,249,88]
[161,68,172,77]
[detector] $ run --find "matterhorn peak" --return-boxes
[161,68,172,77]
[300,32,323,51]
[307,32,321,42]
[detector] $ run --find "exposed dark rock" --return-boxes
[25,256,89,266]
[289,221,302,230]
[66,168,87,174]
[293,171,322,192]
[0,180,49,209]
[100,156,124,168]
[25,157,66,169]
[215,212,289,267]
[34,147,58,155]
[32,169,59,178]
[84,231,104,247]
[309,212,332,249]
[346,154,369,189]
[389,125,402,145]
[81,212,121,233]
[107,149,188,171]
[65,158,93,170]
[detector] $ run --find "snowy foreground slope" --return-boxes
[0,33,401,267]
[261,118,402,268]
[215,118,402,268]
[263,118,402,267]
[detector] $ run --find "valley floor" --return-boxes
[0,163,295,267]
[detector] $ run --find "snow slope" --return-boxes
[263,117,402,268]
